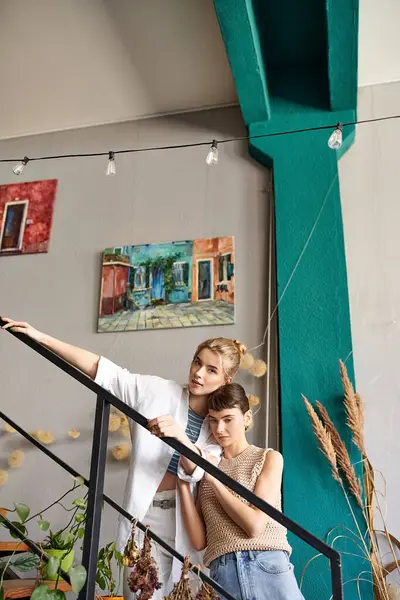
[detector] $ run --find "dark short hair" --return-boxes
[208,383,249,414]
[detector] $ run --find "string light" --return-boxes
[12,156,30,176]
[206,140,218,165]
[106,151,116,176]
[1,113,400,170]
[328,123,343,150]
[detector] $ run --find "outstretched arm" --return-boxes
[1,318,100,379]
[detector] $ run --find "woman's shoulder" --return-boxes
[248,447,283,482]
[250,446,283,468]
[251,445,282,457]
[261,448,284,472]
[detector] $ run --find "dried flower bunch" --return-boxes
[303,360,400,600]
[164,556,193,600]
[194,579,219,600]
[127,531,161,600]
[122,520,141,568]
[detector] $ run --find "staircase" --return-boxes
[0,319,344,600]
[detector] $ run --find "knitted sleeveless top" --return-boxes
[199,445,292,566]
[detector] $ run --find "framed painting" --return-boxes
[98,236,235,332]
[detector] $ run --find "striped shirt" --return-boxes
[167,407,205,475]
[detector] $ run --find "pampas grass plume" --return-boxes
[316,401,363,508]
[339,360,366,455]
[302,395,341,484]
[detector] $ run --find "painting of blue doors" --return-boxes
[98,236,235,332]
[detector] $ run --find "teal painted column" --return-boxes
[250,127,372,599]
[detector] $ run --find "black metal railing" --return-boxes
[0,410,235,600]
[0,321,343,600]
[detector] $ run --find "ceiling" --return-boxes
[0,0,398,140]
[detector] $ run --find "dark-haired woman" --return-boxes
[178,383,304,600]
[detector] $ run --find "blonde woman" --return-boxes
[178,383,304,600]
[1,317,246,599]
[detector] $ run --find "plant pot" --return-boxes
[101,596,124,600]
[42,549,75,581]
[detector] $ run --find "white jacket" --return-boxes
[95,357,221,584]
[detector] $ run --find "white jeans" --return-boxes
[123,490,176,600]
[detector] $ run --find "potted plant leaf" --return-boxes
[96,542,124,600]
[41,529,76,581]
[0,486,87,600]
[41,494,87,581]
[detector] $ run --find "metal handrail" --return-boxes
[0,410,235,600]
[0,321,343,599]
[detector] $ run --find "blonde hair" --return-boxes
[194,338,247,379]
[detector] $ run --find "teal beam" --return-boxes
[214,0,368,597]
[213,0,271,124]
[249,121,371,600]
[326,0,359,110]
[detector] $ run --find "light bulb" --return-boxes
[13,156,30,176]
[106,151,116,176]
[206,140,218,165]
[328,123,343,150]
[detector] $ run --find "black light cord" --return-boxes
[1,113,399,164]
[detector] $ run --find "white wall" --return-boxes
[339,80,400,540]
[0,0,236,140]
[358,0,400,87]
[1,0,399,140]
[0,106,272,556]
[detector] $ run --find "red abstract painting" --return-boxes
[0,179,58,256]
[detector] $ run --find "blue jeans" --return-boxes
[209,550,304,600]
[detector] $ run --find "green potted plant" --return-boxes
[40,493,87,581]
[96,542,124,600]
[41,529,76,581]
[0,479,87,600]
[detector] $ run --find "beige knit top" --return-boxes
[199,445,292,566]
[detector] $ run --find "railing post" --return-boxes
[331,555,344,600]
[79,395,110,600]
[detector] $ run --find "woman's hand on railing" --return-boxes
[148,415,189,445]
[1,318,44,342]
